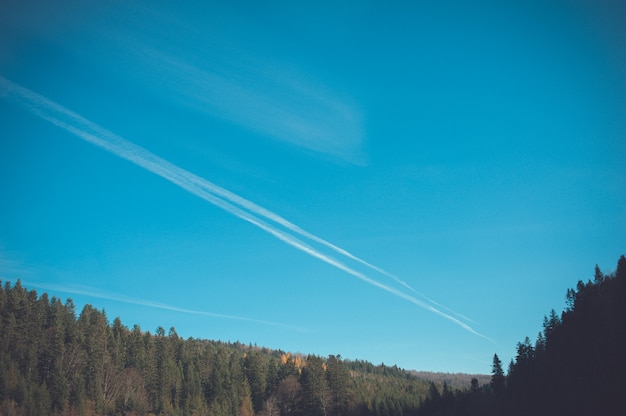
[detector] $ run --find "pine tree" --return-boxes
[245,350,268,412]
[326,355,350,415]
[489,354,505,397]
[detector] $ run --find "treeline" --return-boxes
[0,280,435,416]
[5,256,622,416]
[409,373,490,391]
[418,255,626,416]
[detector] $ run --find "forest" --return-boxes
[0,280,436,415]
[1,255,624,415]
[418,255,626,416]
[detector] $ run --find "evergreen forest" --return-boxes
[1,255,624,416]
[418,255,626,416]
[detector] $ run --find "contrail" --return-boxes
[0,76,412,293]
[24,282,308,332]
[0,75,487,339]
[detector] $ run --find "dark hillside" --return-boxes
[418,255,626,416]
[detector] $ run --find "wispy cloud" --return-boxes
[0,253,35,280]
[23,281,308,332]
[133,46,364,163]
[0,75,489,340]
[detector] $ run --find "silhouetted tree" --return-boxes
[489,354,504,397]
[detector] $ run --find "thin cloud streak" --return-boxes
[134,47,364,163]
[24,282,308,332]
[0,75,407,294]
[0,75,488,339]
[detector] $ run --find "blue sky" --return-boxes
[1,0,624,374]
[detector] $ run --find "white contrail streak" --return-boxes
[1,76,412,292]
[25,282,308,332]
[0,75,487,339]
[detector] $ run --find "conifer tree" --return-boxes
[489,354,505,397]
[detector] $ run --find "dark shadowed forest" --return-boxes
[1,255,624,416]
[418,255,626,416]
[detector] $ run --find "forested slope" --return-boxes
[3,255,622,416]
[0,280,437,416]
[418,255,626,416]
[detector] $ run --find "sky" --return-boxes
[1,0,625,374]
